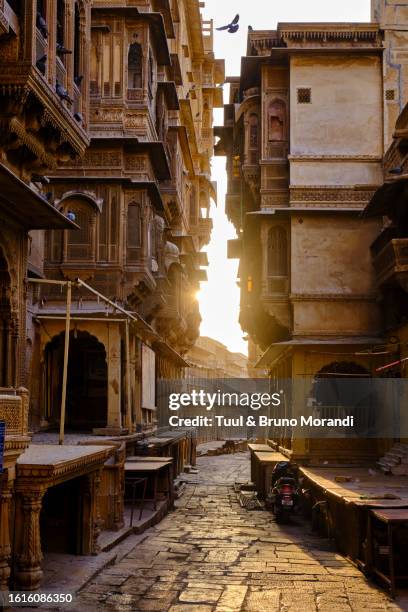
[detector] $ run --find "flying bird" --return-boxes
[56,81,73,104]
[36,12,48,38]
[216,14,239,33]
[36,54,47,75]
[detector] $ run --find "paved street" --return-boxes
[78,453,405,611]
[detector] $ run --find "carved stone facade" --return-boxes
[217,4,407,463]
[32,0,222,435]
[0,0,221,593]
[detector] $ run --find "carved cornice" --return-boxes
[8,116,57,169]
[288,155,382,162]
[290,186,377,207]
[290,293,378,302]
[279,23,381,46]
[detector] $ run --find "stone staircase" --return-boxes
[377,443,408,475]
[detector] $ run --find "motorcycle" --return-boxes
[268,461,299,522]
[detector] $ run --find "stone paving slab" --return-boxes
[72,453,407,612]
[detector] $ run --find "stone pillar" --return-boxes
[15,489,45,591]
[0,474,12,590]
[88,469,103,555]
[107,324,122,433]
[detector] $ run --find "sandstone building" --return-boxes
[0,0,221,591]
[217,0,408,463]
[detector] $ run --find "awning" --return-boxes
[0,163,78,230]
[363,177,408,218]
[256,336,384,368]
[152,339,190,367]
[169,53,183,85]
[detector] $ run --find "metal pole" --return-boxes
[59,281,72,445]
[125,320,132,433]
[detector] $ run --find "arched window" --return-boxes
[268,99,286,141]
[248,113,259,164]
[66,202,94,261]
[128,42,143,89]
[267,226,288,277]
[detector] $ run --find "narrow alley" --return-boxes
[77,453,402,612]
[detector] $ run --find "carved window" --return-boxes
[267,226,288,277]
[66,203,94,261]
[92,29,123,99]
[297,88,311,104]
[73,2,81,81]
[189,186,197,225]
[98,193,118,262]
[248,113,259,164]
[127,203,142,263]
[268,99,286,141]
[56,0,65,47]
[51,230,64,262]
[386,89,395,101]
[128,42,143,89]
[148,49,154,101]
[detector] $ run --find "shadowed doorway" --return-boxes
[44,330,108,431]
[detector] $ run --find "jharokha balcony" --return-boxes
[371,229,408,291]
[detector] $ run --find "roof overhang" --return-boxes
[0,163,78,230]
[91,138,171,181]
[169,125,194,175]
[157,80,180,110]
[152,339,190,367]
[152,0,175,38]
[185,0,204,58]
[256,336,384,368]
[179,99,198,155]
[363,177,408,218]
[203,86,224,108]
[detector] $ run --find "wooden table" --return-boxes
[253,451,287,499]
[124,460,173,510]
[248,444,274,483]
[366,508,408,597]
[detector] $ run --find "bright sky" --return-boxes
[198,0,371,355]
